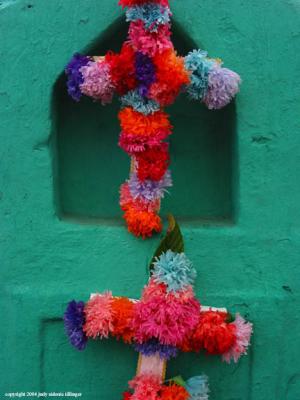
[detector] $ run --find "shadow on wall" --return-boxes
[51,17,237,224]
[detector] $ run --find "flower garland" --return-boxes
[65,1,241,239]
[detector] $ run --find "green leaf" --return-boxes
[226,312,235,323]
[149,214,184,273]
[169,375,186,387]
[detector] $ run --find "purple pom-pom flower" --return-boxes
[128,170,172,202]
[135,52,156,97]
[204,66,241,110]
[64,300,87,351]
[134,339,178,360]
[65,53,90,101]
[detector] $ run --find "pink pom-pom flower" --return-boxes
[120,183,134,209]
[129,373,161,400]
[80,60,115,105]
[142,278,167,300]
[222,314,253,363]
[128,20,173,57]
[83,292,114,339]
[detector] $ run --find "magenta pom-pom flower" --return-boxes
[128,20,173,57]
[132,280,201,346]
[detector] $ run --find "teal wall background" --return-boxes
[1,0,300,399]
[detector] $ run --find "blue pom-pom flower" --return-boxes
[184,50,215,101]
[64,300,87,351]
[153,250,197,292]
[135,339,178,360]
[65,53,90,101]
[121,90,160,115]
[126,4,171,31]
[186,375,210,400]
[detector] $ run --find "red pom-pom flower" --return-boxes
[136,144,170,181]
[122,391,133,400]
[106,44,137,95]
[191,311,236,354]
[160,384,190,400]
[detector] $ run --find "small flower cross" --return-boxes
[64,217,252,398]
[65,0,241,238]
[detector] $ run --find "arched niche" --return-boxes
[52,18,237,224]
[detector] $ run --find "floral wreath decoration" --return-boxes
[64,216,253,399]
[65,0,241,239]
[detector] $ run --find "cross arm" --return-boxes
[65,42,138,104]
[63,290,252,364]
[183,49,241,110]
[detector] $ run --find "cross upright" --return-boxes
[64,217,252,398]
[65,0,241,239]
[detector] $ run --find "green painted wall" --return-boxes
[1,0,300,399]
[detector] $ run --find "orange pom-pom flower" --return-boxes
[149,49,190,106]
[118,107,172,137]
[123,208,162,238]
[111,297,135,343]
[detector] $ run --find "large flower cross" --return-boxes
[64,217,252,399]
[65,0,241,239]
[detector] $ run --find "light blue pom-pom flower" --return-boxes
[184,50,215,100]
[186,375,210,400]
[120,90,160,115]
[153,250,196,292]
[126,4,171,31]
